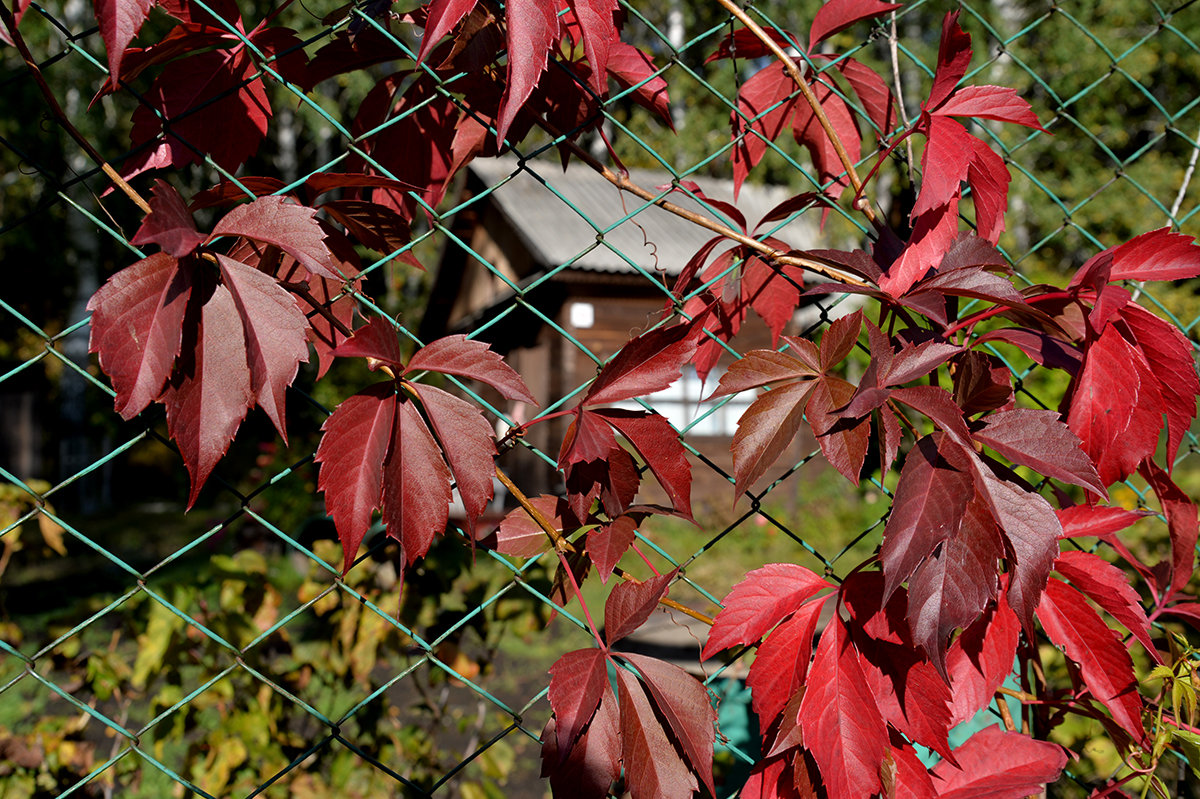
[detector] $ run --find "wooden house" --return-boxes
[421,157,846,516]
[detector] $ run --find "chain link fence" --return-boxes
[1,0,1198,796]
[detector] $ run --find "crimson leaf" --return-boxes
[971,409,1106,498]
[131,180,207,257]
[548,648,610,759]
[382,399,453,567]
[212,196,343,282]
[605,570,674,645]
[703,563,832,658]
[930,726,1066,798]
[614,667,698,799]
[406,334,537,404]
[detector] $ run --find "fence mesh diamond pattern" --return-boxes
[1,0,1198,796]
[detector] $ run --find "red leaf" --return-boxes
[925,12,972,111]
[409,383,497,537]
[1141,460,1199,600]
[748,597,827,724]
[316,384,395,572]
[587,515,638,583]
[930,727,1066,798]
[971,409,1106,498]
[621,653,717,797]
[406,334,537,404]
[566,0,619,93]
[946,596,1020,726]
[891,385,973,446]
[798,615,888,799]
[1067,324,1164,486]
[212,196,343,282]
[740,756,804,799]
[965,135,1012,244]
[880,199,960,297]
[808,0,901,50]
[606,42,672,127]
[884,734,938,799]
[704,563,831,658]
[496,0,560,142]
[559,408,620,468]
[93,0,155,78]
[1037,577,1145,742]
[614,667,698,799]
[131,180,206,257]
[216,255,310,442]
[87,253,192,420]
[972,468,1061,635]
[731,63,799,196]
[161,283,253,508]
[1053,550,1158,662]
[417,0,478,63]
[605,570,674,645]
[914,116,974,218]
[382,400,453,566]
[935,85,1043,128]
[731,381,816,497]
[792,79,861,203]
[584,320,701,406]
[906,494,1004,674]
[1106,227,1200,283]
[332,317,405,371]
[952,351,1014,414]
[1056,505,1150,541]
[1120,303,1200,466]
[548,648,610,758]
[541,686,620,799]
[595,410,692,517]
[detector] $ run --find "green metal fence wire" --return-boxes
[1,0,1198,796]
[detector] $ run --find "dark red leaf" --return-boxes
[952,351,1014,414]
[595,410,692,517]
[1066,323,1164,486]
[124,46,270,178]
[946,595,1020,726]
[587,515,638,583]
[1053,550,1158,662]
[798,615,888,799]
[487,495,562,557]
[541,686,620,799]
[708,350,815,398]
[808,0,901,51]
[496,0,560,142]
[907,490,1003,673]
[0,0,34,47]
[161,283,253,508]
[131,180,206,257]
[548,648,610,759]
[890,385,973,448]
[1140,460,1199,600]
[93,0,155,78]
[332,317,405,370]
[972,467,1061,635]
[622,653,716,797]
[316,384,395,572]
[1037,577,1145,742]
[1120,303,1200,466]
[322,200,415,259]
[566,0,618,93]
[212,196,343,282]
[704,564,831,659]
[382,399,453,566]
[559,409,620,468]
[930,727,1066,798]
[406,334,537,404]
[216,255,309,441]
[807,376,870,484]
[830,56,896,136]
[884,340,962,387]
[747,596,827,724]
[605,570,674,645]
[87,253,192,420]
[972,409,1106,498]
[409,383,497,537]
[614,667,698,799]
[584,320,701,406]
[731,381,816,496]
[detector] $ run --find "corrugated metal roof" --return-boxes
[467,157,820,276]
